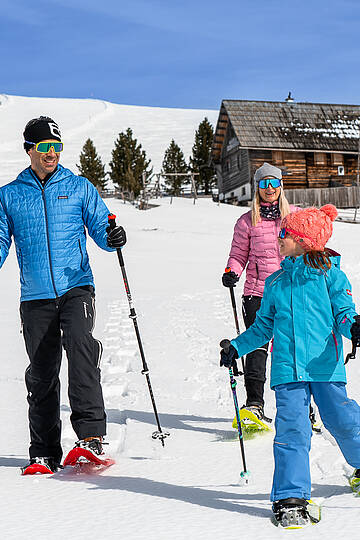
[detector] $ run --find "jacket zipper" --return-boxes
[18,248,24,282]
[289,274,299,380]
[42,189,59,303]
[331,331,339,362]
[29,169,59,304]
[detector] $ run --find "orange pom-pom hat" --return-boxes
[280,204,338,251]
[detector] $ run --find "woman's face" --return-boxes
[258,176,281,203]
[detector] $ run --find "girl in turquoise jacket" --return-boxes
[220,204,360,526]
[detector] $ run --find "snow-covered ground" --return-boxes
[0,94,218,186]
[0,194,359,539]
[0,94,360,538]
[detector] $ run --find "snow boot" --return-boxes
[272,498,310,528]
[309,404,322,433]
[74,436,107,457]
[63,436,114,468]
[21,456,62,475]
[243,404,264,421]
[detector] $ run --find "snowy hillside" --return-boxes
[0,194,360,539]
[0,94,218,185]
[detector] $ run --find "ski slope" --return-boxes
[0,94,218,186]
[0,194,360,539]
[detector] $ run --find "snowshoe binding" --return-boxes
[309,407,322,433]
[349,468,360,495]
[233,404,272,432]
[272,498,320,529]
[63,437,115,469]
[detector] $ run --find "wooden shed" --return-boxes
[211,98,360,204]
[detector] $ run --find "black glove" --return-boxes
[219,339,239,368]
[222,269,239,288]
[107,225,127,248]
[350,315,360,346]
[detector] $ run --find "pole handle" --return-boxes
[108,213,117,229]
[220,339,231,353]
[108,213,125,265]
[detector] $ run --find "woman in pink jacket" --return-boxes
[222,162,295,421]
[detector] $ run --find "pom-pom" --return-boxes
[320,204,337,222]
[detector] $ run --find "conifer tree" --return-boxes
[109,128,152,200]
[190,117,216,195]
[77,138,107,190]
[162,139,188,196]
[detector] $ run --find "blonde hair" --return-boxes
[251,185,291,226]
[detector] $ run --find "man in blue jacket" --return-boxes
[0,116,126,473]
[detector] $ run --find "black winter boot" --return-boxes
[272,498,309,528]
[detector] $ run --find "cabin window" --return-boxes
[314,152,327,165]
[331,153,344,166]
[237,154,242,169]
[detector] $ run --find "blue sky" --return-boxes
[1,0,359,109]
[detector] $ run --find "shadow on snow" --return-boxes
[53,472,271,518]
[0,456,27,468]
[106,408,234,439]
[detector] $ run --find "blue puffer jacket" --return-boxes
[231,253,357,388]
[0,165,114,301]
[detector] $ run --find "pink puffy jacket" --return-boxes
[227,206,298,297]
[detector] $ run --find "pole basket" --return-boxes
[152,430,170,443]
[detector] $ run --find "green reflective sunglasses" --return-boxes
[26,141,64,153]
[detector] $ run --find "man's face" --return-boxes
[28,139,61,179]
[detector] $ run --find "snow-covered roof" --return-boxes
[212,99,360,161]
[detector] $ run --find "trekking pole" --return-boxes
[220,339,249,483]
[229,285,246,375]
[108,214,169,447]
[229,287,273,426]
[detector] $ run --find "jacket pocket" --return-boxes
[78,239,88,272]
[331,331,339,362]
[253,261,260,286]
[18,249,25,283]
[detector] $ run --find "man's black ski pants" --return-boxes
[20,286,106,462]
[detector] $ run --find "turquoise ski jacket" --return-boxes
[0,165,114,301]
[231,253,357,388]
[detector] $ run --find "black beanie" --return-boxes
[23,116,61,152]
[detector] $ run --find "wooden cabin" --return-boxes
[211,98,360,204]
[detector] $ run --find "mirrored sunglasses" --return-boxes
[278,227,289,239]
[278,227,312,241]
[258,178,281,189]
[26,141,64,153]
